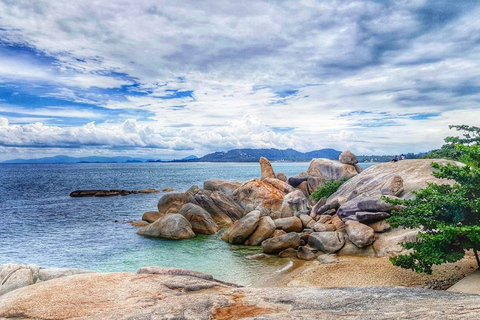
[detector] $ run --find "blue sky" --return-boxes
[0,0,480,160]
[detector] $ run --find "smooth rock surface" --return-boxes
[261,232,301,253]
[247,216,276,246]
[178,203,219,234]
[345,221,375,248]
[203,179,242,197]
[233,178,285,213]
[307,158,358,181]
[221,210,261,244]
[141,211,163,223]
[339,150,358,165]
[279,190,309,217]
[137,214,195,239]
[308,231,345,253]
[274,216,303,232]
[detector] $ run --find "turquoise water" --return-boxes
[0,162,372,285]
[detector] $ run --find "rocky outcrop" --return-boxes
[261,232,301,253]
[381,175,404,197]
[307,158,358,181]
[157,192,192,214]
[339,150,358,165]
[260,156,276,180]
[0,264,91,297]
[221,211,261,244]
[178,203,219,234]
[296,246,320,260]
[247,216,276,246]
[203,179,242,197]
[2,270,480,319]
[276,172,287,182]
[264,177,296,194]
[274,216,303,232]
[233,179,285,213]
[308,231,345,253]
[70,189,159,197]
[137,214,195,239]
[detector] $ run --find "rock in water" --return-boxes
[260,156,276,180]
[137,214,195,239]
[274,216,303,232]
[157,192,192,214]
[261,232,301,253]
[221,210,261,244]
[308,231,345,253]
[178,203,219,234]
[339,150,358,165]
[381,175,404,197]
[247,216,276,246]
[190,188,244,225]
[141,211,163,223]
[345,221,375,248]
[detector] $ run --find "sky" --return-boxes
[0,0,479,161]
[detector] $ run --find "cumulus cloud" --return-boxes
[0,0,480,160]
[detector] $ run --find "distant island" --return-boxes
[1,148,426,164]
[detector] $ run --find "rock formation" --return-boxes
[260,156,276,180]
[137,214,195,239]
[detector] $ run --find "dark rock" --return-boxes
[261,232,301,253]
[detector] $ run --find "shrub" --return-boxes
[311,178,349,202]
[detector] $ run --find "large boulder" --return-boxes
[178,203,219,234]
[190,187,245,225]
[345,221,375,248]
[247,216,276,246]
[354,211,391,223]
[274,216,303,232]
[233,179,285,213]
[221,211,261,244]
[307,158,358,181]
[339,150,358,165]
[280,190,309,217]
[0,265,33,296]
[137,214,195,239]
[2,271,480,319]
[261,232,301,253]
[326,159,461,220]
[157,192,192,214]
[260,156,276,180]
[203,179,242,197]
[141,211,163,223]
[381,175,404,197]
[308,231,345,253]
[337,196,400,221]
[373,228,419,256]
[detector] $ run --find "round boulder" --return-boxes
[178,203,219,235]
[136,214,195,239]
[221,210,261,244]
[345,220,375,248]
[308,231,345,253]
[142,211,163,223]
[339,150,358,165]
[274,216,303,233]
[247,216,276,246]
[261,232,301,254]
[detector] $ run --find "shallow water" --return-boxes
[0,162,372,285]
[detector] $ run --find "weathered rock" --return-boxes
[127,220,150,227]
[37,268,91,282]
[337,196,399,221]
[317,253,338,264]
[264,178,296,194]
[357,198,397,212]
[70,189,159,197]
[345,221,375,248]
[280,190,309,217]
[161,188,175,192]
[287,174,308,188]
[142,211,163,223]
[278,247,298,258]
[137,214,195,239]
[191,188,245,225]
[297,246,320,260]
[221,211,261,244]
[373,228,419,256]
[355,211,391,223]
[260,156,276,180]
[299,214,315,229]
[381,175,404,197]
[331,215,345,231]
[296,180,311,197]
[245,253,270,260]
[276,172,287,182]
[3,271,480,319]
[178,203,219,234]
[203,179,242,197]
[368,220,391,233]
[306,175,326,193]
[339,150,358,165]
[261,232,301,253]
[157,192,192,214]
[307,158,358,181]
[247,216,276,246]
[338,239,376,257]
[274,216,303,232]
[310,197,327,218]
[313,222,336,232]
[326,160,461,219]
[0,265,33,296]
[316,199,340,215]
[233,179,285,213]
[272,229,287,237]
[308,231,345,253]
[318,215,332,224]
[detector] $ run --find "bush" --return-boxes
[311,178,349,202]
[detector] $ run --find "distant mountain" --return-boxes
[181,155,199,161]
[2,155,151,164]
[185,148,342,162]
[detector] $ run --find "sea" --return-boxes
[0,162,372,285]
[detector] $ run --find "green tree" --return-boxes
[387,125,480,274]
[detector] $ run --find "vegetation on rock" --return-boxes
[387,125,480,274]
[311,178,349,202]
